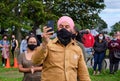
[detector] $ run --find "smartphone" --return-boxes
[47,20,54,32]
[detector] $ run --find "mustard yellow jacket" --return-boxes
[32,38,91,81]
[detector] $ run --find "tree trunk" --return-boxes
[33,21,40,35]
[15,27,22,43]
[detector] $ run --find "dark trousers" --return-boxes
[109,53,119,73]
[2,57,7,65]
[93,52,105,72]
[11,47,15,59]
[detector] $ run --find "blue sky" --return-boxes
[99,0,120,29]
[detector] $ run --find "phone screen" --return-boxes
[47,20,54,32]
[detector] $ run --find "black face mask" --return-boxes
[57,28,72,46]
[27,44,37,50]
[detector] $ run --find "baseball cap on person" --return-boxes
[57,16,75,30]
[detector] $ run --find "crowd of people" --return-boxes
[0,16,120,81]
[0,34,19,66]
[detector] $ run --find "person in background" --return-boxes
[108,33,120,74]
[18,35,42,81]
[105,36,111,43]
[93,33,107,75]
[0,35,10,66]
[11,34,19,60]
[29,32,41,46]
[82,29,95,63]
[90,26,98,37]
[20,35,29,54]
[32,16,91,81]
[72,27,83,43]
[72,27,86,62]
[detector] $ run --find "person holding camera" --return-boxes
[32,16,91,81]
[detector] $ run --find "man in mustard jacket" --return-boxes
[32,16,91,81]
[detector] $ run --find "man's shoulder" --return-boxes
[76,41,84,47]
[73,41,83,51]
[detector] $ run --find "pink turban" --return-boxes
[57,16,75,30]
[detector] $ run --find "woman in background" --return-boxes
[18,36,42,81]
[11,34,19,58]
[93,33,107,75]
[0,35,10,67]
[11,34,19,65]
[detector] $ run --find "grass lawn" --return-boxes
[0,67,23,81]
[89,69,120,81]
[0,66,120,81]
[0,54,23,81]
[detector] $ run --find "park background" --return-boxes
[0,0,120,81]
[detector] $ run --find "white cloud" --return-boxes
[101,9,120,14]
[99,14,120,25]
[105,0,120,9]
[99,0,120,28]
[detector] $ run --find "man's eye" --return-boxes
[59,25,63,28]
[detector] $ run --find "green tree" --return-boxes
[111,21,120,33]
[21,0,57,33]
[45,0,106,29]
[0,0,33,41]
[0,0,106,41]
[0,0,57,41]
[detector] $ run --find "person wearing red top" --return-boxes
[82,29,95,48]
[82,29,95,63]
[82,29,95,54]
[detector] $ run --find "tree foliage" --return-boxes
[111,21,120,33]
[0,0,106,41]
[45,0,106,29]
[96,18,107,31]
